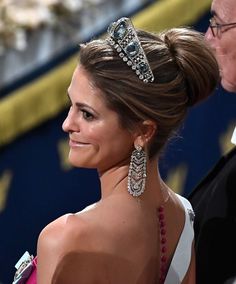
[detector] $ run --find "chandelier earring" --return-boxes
[127,145,147,197]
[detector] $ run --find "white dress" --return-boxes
[164,194,195,284]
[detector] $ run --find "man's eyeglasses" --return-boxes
[209,17,236,38]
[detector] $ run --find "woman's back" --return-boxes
[38,189,195,284]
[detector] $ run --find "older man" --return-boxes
[189,0,236,283]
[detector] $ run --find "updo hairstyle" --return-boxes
[79,27,219,158]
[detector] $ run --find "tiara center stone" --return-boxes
[126,41,139,57]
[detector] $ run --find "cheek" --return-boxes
[232,48,236,61]
[80,124,103,144]
[218,35,236,57]
[82,121,120,145]
[214,43,231,73]
[81,120,134,159]
[219,46,236,72]
[102,129,134,156]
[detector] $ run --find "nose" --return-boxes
[62,107,79,133]
[205,26,215,46]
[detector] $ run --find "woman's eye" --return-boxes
[82,110,94,121]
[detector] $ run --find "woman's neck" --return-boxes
[97,157,168,207]
[99,164,130,199]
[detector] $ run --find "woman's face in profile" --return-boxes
[62,65,136,173]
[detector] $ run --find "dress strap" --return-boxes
[164,194,195,284]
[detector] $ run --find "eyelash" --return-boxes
[81,109,95,121]
[68,100,95,121]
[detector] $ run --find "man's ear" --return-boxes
[134,120,157,147]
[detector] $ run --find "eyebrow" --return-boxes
[67,92,99,115]
[211,10,217,17]
[211,10,223,22]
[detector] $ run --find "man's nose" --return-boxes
[205,26,215,44]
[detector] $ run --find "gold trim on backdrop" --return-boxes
[0,170,12,213]
[0,56,75,147]
[0,0,211,147]
[165,163,188,194]
[133,0,211,31]
[219,121,236,154]
[58,138,73,171]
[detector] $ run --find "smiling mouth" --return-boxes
[69,139,90,147]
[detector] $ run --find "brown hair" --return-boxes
[79,27,219,158]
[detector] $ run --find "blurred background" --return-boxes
[0,0,235,283]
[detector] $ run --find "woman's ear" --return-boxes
[134,120,157,147]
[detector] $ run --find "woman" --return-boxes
[13,17,219,284]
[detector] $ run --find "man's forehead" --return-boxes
[211,0,236,21]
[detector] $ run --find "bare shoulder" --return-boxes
[37,207,100,284]
[37,201,139,284]
[38,197,131,252]
[38,205,98,254]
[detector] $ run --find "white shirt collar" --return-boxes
[231,126,236,145]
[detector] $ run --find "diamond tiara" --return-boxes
[107,17,154,83]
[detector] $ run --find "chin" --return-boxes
[221,79,236,93]
[68,154,96,169]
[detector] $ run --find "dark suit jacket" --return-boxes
[188,147,236,284]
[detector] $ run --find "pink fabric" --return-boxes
[26,257,37,284]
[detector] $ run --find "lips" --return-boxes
[69,139,90,147]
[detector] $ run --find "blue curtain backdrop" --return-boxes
[0,7,236,284]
